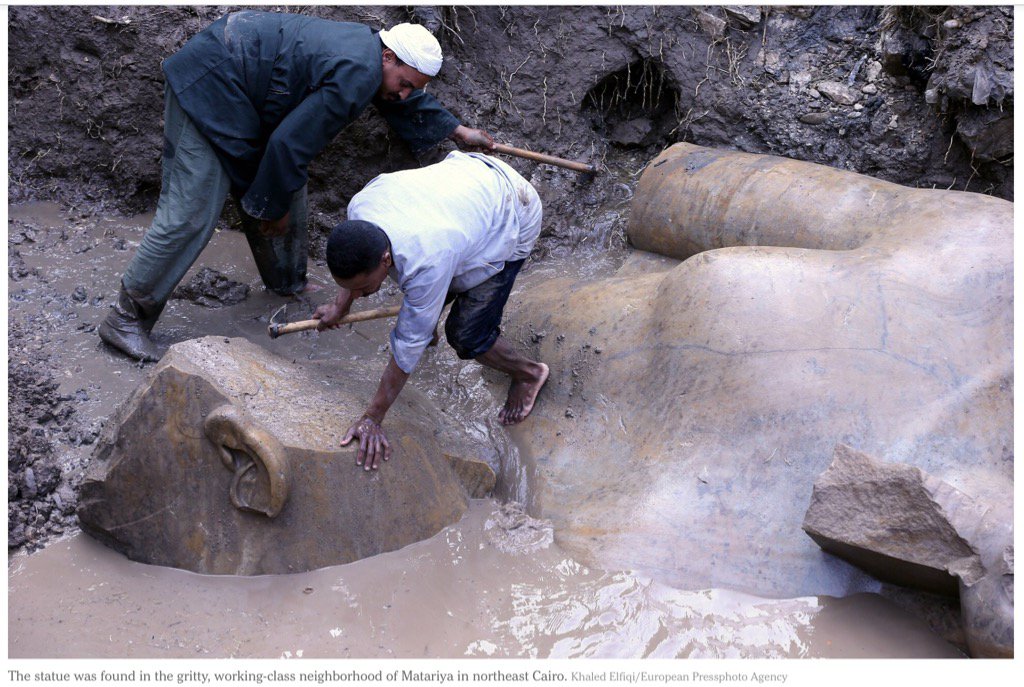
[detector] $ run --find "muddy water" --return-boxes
[7,203,966,659]
[9,503,962,659]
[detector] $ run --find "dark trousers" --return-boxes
[121,87,307,308]
[445,259,526,359]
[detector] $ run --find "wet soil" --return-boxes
[7,204,139,552]
[7,6,1013,223]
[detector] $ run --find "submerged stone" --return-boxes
[77,337,492,575]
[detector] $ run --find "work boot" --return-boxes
[98,287,166,362]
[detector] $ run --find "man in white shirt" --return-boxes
[314,151,548,470]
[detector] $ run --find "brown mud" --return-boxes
[6,201,627,552]
[8,6,1013,221]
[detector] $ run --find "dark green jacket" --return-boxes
[163,10,461,219]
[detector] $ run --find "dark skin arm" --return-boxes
[342,355,410,470]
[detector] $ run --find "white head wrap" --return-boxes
[379,23,443,77]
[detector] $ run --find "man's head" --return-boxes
[326,220,392,297]
[377,23,441,101]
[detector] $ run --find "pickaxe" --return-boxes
[267,303,401,339]
[492,143,598,178]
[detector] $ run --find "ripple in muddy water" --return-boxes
[8,501,964,659]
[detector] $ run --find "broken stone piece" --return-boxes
[697,10,726,40]
[802,444,1013,658]
[723,6,761,29]
[802,445,977,595]
[814,80,861,105]
[78,337,490,575]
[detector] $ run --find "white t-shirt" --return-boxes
[347,151,542,373]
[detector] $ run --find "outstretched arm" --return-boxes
[374,90,460,152]
[341,355,410,471]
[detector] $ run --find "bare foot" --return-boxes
[288,283,324,311]
[499,363,549,425]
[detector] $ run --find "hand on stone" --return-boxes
[341,415,391,471]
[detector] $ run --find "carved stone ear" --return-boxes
[204,404,289,518]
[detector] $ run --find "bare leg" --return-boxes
[475,337,549,425]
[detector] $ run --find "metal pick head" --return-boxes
[270,304,288,326]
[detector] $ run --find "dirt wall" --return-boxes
[7,5,1014,234]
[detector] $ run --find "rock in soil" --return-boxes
[172,267,250,308]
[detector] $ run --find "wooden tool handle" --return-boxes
[492,143,597,175]
[267,305,402,339]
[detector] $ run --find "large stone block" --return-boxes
[803,445,1013,657]
[803,445,976,596]
[501,143,1011,600]
[78,337,489,575]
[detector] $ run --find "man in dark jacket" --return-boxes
[99,10,494,361]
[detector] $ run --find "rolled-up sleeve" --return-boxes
[241,67,372,220]
[389,256,456,373]
[374,90,460,153]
